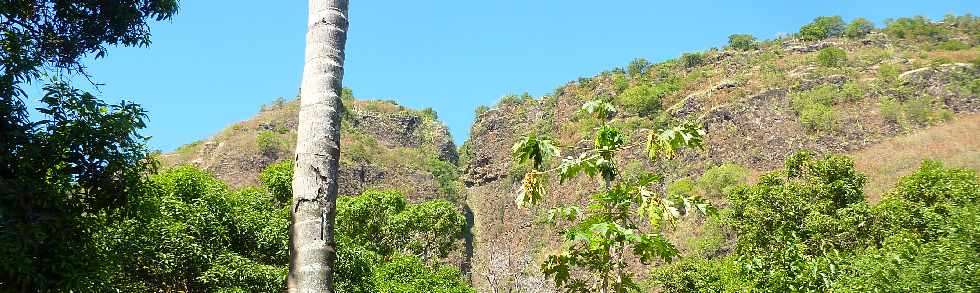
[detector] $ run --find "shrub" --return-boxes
[256,130,283,155]
[879,96,902,123]
[372,255,473,293]
[615,84,661,117]
[659,156,980,293]
[817,47,848,67]
[681,52,706,68]
[648,256,737,293]
[884,16,951,42]
[474,105,489,116]
[627,58,651,77]
[904,96,937,125]
[611,71,629,92]
[425,157,462,197]
[839,81,864,102]
[259,160,293,204]
[668,178,697,198]
[791,85,841,131]
[878,64,900,85]
[798,103,837,131]
[728,34,757,51]
[799,16,845,41]
[498,93,531,106]
[936,39,970,50]
[420,107,438,120]
[698,163,748,198]
[845,18,875,38]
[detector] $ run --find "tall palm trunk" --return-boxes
[288,0,349,292]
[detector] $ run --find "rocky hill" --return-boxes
[462,18,979,292]
[162,96,461,203]
[164,15,979,293]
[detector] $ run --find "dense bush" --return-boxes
[697,163,748,198]
[615,84,662,117]
[256,130,283,155]
[474,105,490,116]
[791,84,852,131]
[259,160,293,203]
[87,163,471,292]
[845,18,875,38]
[879,96,902,123]
[884,16,951,42]
[681,52,706,68]
[816,47,848,67]
[372,256,473,293]
[936,39,970,50]
[627,58,652,77]
[799,16,846,41]
[648,152,980,293]
[728,34,757,51]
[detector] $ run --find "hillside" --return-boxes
[161,15,980,293]
[462,18,979,292]
[162,96,462,203]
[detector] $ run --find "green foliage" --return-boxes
[256,130,284,155]
[791,85,846,131]
[936,39,970,50]
[259,160,294,204]
[839,81,864,102]
[0,80,154,290]
[426,157,464,197]
[513,101,709,292]
[420,107,439,120]
[0,1,176,289]
[844,18,875,38]
[884,16,952,42]
[697,163,748,198]
[816,47,848,67]
[876,63,901,85]
[498,93,532,106]
[616,85,662,117]
[879,96,902,123]
[627,58,652,77]
[648,256,744,293]
[651,153,980,293]
[799,16,845,41]
[474,105,490,116]
[337,190,466,260]
[879,95,952,126]
[668,178,697,198]
[26,159,470,292]
[372,256,473,293]
[198,253,288,292]
[0,0,178,101]
[681,52,706,68]
[948,64,980,96]
[728,34,757,51]
[728,152,869,291]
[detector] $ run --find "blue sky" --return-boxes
[40,0,977,151]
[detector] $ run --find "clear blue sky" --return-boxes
[43,0,978,151]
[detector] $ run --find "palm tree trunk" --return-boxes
[288,0,349,292]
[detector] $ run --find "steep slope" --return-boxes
[852,113,980,201]
[162,97,461,203]
[462,22,979,292]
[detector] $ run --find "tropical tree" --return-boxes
[289,0,351,292]
[0,1,177,290]
[512,100,711,292]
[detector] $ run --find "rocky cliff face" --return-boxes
[162,99,459,203]
[462,32,978,292]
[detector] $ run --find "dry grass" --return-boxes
[926,48,980,63]
[851,114,980,202]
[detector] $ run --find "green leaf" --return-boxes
[581,100,617,120]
